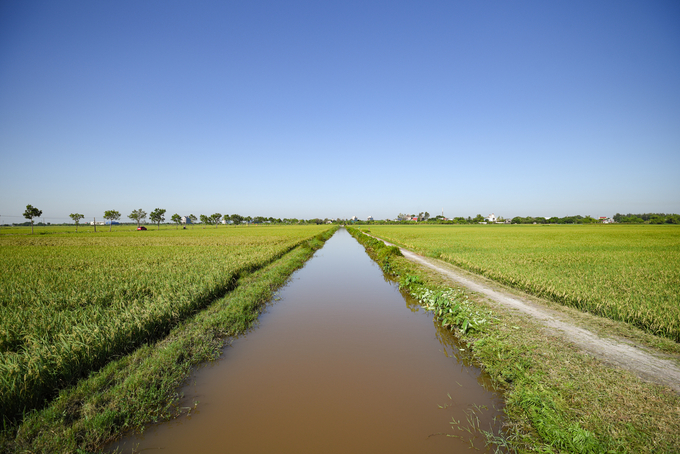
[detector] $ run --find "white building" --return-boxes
[181,216,193,225]
[486,213,497,223]
[367,215,374,221]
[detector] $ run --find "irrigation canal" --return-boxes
[111,228,503,453]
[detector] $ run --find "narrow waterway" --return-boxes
[111,228,503,453]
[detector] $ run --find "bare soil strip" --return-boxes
[378,238,680,393]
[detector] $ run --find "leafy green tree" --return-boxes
[23,204,42,234]
[230,214,244,225]
[128,208,147,227]
[472,214,485,223]
[199,214,210,228]
[69,213,84,232]
[189,214,197,228]
[103,210,121,232]
[171,213,182,229]
[211,213,222,227]
[622,215,644,224]
[150,208,166,230]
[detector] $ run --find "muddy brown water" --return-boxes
[111,228,504,453]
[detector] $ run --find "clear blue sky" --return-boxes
[1,0,679,222]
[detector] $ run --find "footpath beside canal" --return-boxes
[377,235,680,392]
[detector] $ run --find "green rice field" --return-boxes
[0,225,329,422]
[366,224,680,342]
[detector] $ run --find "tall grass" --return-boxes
[367,224,680,342]
[0,226,329,423]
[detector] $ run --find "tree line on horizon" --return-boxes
[357,212,680,225]
[10,205,337,232]
[612,213,680,224]
[9,205,680,233]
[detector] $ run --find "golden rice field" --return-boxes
[0,225,329,421]
[366,224,680,342]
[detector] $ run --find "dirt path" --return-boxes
[376,237,680,393]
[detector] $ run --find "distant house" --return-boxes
[367,215,374,221]
[486,213,497,223]
[351,216,358,222]
[104,221,120,225]
[181,216,193,225]
[600,217,614,224]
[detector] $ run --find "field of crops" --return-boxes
[366,224,680,342]
[0,225,329,422]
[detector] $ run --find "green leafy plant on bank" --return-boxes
[411,287,490,335]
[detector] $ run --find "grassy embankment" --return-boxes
[1,225,336,453]
[347,226,680,453]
